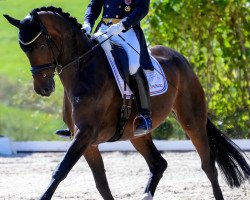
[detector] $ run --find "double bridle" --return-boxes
[25,13,111,77]
[26,18,64,77]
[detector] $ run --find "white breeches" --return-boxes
[94,23,140,75]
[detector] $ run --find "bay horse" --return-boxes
[4,6,250,200]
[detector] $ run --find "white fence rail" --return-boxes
[1,137,250,156]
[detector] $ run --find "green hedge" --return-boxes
[0,104,64,141]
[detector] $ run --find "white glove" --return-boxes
[106,23,125,36]
[81,22,91,35]
[93,32,112,52]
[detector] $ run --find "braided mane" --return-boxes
[30,6,82,30]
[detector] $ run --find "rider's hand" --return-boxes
[81,22,91,36]
[106,23,125,36]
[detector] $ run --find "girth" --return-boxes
[107,94,133,142]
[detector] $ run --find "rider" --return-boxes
[57,0,154,137]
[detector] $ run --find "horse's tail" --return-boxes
[207,118,250,187]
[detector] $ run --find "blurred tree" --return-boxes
[144,0,250,138]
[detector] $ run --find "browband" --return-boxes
[19,31,42,45]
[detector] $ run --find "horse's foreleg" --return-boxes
[130,134,167,200]
[39,126,93,200]
[84,145,114,200]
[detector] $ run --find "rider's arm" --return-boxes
[120,0,150,30]
[84,0,103,29]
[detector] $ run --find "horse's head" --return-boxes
[4,7,88,97]
[4,12,61,96]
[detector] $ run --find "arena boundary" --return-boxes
[1,138,250,155]
[11,139,250,152]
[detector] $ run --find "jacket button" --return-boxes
[125,6,131,12]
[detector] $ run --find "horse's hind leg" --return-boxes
[185,127,223,200]
[173,85,223,199]
[84,145,114,200]
[130,134,167,199]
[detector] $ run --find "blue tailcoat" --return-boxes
[84,0,154,70]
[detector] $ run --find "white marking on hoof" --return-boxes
[141,192,153,200]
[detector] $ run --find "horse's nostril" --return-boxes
[44,88,49,93]
[40,87,51,96]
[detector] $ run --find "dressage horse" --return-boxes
[4,6,250,200]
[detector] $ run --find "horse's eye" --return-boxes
[36,72,46,78]
[40,44,46,49]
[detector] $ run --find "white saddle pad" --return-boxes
[103,50,168,99]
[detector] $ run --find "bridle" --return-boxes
[25,16,63,77]
[25,12,112,77]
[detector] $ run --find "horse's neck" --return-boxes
[59,38,114,102]
[58,33,93,91]
[59,31,93,65]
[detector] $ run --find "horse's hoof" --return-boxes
[141,192,153,200]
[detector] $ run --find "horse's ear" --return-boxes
[3,14,21,28]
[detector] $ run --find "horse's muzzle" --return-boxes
[34,80,55,97]
[35,86,54,97]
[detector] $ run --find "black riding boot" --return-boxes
[55,129,72,138]
[130,68,152,136]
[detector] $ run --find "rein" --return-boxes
[58,34,113,72]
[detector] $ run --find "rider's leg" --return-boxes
[112,29,152,136]
[130,67,152,135]
[93,24,113,52]
[93,25,152,136]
